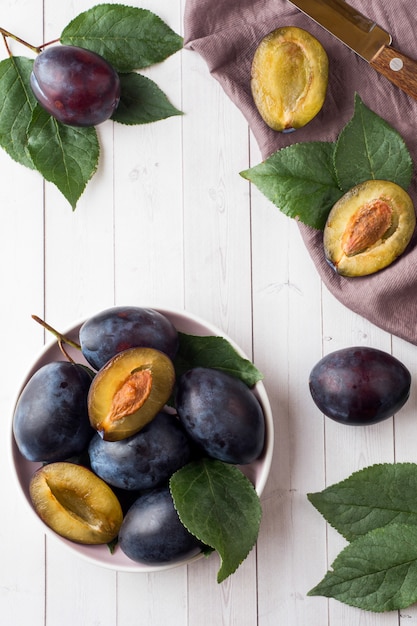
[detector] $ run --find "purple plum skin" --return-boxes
[30,45,121,127]
[79,306,179,371]
[175,367,265,464]
[13,361,94,462]
[309,346,411,425]
[88,412,192,491]
[118,487,201,564]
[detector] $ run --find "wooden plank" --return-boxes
[249,135,329,624]
[181,33,258,626]
[0,2,46,625]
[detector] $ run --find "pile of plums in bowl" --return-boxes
[10,306,273,574]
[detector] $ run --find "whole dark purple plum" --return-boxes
[309,346,411,425]
[118,487,201,564]
[30,45,121,127]
[13,361,94,462]
[88,412,192,490]
[79,306,179,371]
[175,367,265,464]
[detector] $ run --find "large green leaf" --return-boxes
[174,332,263,387]
[308,523,417,612]
[61,4,183,72]
[170,458,262,583]
[241,94,414,231]
[112,73,182,125]
[27,106,99,209]
[334,94,413,192]
[0,56,36,169]
[240,142,343,230]
[308,463,417,542]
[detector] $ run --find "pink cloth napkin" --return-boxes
[184,0,417,345]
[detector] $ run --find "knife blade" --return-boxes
[288,0,417,101]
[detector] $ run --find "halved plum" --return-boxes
[323,180,416,276]
[251,26,328,132]
[29,462,123,544]
[88,347,175,441]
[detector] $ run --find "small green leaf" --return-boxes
[334,93,413,192]
[308,463,417,542]
[174,332,263,387]
[308,523,417,612]
[0,56,36,169]
[27,106,100,209]
[112,73,182,125]
[61,3,183,72]
[170,458,262,583]
[240,142,343,230]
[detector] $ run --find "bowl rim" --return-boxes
[9,306,274,572]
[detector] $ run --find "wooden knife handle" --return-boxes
[370,46,417,101]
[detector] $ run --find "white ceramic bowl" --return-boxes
[10,308,274,572]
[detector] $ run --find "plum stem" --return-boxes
[32,315,82,351]
[0,27,42,55]
[39,38,60,50]
[57,340,77,364]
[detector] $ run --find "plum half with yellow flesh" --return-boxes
[29,462,123,544]
[324,180,416,277]
[88,347,175,441]
[251,26,328,132]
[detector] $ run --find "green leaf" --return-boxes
[241,94,414,231]
[240,142,343,230]
[112,73,182,125]
[0,56,36,169]
[334,93,413,192]
[27,106,100,209]
[170,458,262,583]
[174,332,263,387]
[308,463,417,542]
[61,3,183,72]
[308,523,417,612]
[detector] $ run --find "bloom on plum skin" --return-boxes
[30,45,121,127]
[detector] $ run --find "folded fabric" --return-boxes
[184,0,417,345]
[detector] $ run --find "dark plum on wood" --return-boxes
[309,346,411,425]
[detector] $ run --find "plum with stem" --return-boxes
[30,45,121,127]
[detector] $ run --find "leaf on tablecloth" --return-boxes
[241,141,342,230]
[241,95,413,230]
[334,93,413,192]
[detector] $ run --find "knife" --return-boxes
[288,0,417,101]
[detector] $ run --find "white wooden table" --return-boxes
[2,1,417,625]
